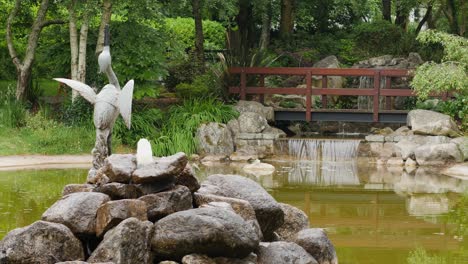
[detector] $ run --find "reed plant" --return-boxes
[0,86,27,128]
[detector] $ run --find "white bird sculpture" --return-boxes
[54,25,134,169]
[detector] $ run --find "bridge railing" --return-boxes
[228,67,449,122]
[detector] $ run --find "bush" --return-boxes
[113,108,164,147]
[165,18,226,51]
[353,20,417,57]
[175,73,218,98]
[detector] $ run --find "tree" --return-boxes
[192,0,205,72]
[6,0,64,100]
[279,0,295,39]
[382,0,392,21]
[96,0,112,55]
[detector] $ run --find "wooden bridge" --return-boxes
[228,67,450,123]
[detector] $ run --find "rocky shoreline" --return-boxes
[0,152,337,264]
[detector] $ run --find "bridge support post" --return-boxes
[240,69,246,100]
[306,70,312,122]
[373,71,381,122]
[259,75,265,104]
[322,75,328,108]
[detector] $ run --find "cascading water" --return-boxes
[275,138,362,186]
[276,138,361,161]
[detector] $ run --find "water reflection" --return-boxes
[196,159,468,264]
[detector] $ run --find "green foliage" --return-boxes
[412,31,468,100]
[111,21,168,82]
[113,108,163,147]
[353,20,417,57]
[165,17,226,51]
[439,94,468,131]
[133,83,162,100]
[175,73,218,98]
[60,96,94,127]
[152,98,239,156]
[0,86,27,128]
[407,247,447,264]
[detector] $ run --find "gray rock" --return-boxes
[394,139,420,160]
[294,229,338,264]
[132,152,187,184]
[414,143,463,166]
[238,112,268,133]
[102,154,137,183]
[257,242,318,264]
[135,179,175,195]
[95,199,148,237]
[407,110,460,137]
[276,203,309,241]
[263,126,287,138]
[365,135,385,142]
[451,137,468,161]
[197,122,235,156]
[194,192,263,240]
[56,262,113,264]
[62,184,94,196]
[0,221,84,263]
[405,158,418,168]
[393,126,412,136]
[235,100,274,122]
[88,218,153,264]
[159,262,179,264]
[182,253,257,264]
[139,185,192,222]
[42,192,110,235]
[151,207,259,259]
[94,182,143,200]
[175,164,200,192]
[199,174,284,239]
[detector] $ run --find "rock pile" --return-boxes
[365,109,466,167]
[197,101,286,161]
[0,152,337,264]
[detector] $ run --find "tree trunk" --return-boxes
[443,0,459,34]
[416,4,433,34]
[6,0,63,101]
[69,0,79,99]
[96,0,112,55]
[192,0,205,73]
[279,0,295,39]
[260,0,272,50]
[382,0,392,22]
[460,0,467,36]
[77,14,89,83]
[395,0,409,30]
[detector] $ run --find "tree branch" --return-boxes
[40,19,66,28]
[416,3,433,34]
[6,0,22,70]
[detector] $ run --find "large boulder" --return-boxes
[294,229,338,264]
[394,136,452,160]
[62,184,94,196]
[94,182,143,200]
[193,192,263,240]
[151,207,259,259]
[235,100,274,122]
[132,152,187,184]
[102,154,137,183]
[276,203,309,241]
[199,174,284,238]
[238,112,268,133]
[139,185,193,222]
[181,253,257,264]
[42,192,110,235]
[196,122,235,156]
[175,164,200,192]
[451,137,468,161]
[414,143,463,166]
[95,199,148,237]
[312,56,343,90]
[0,220,84,263]
[88,218,153,264]
[407,110,460,137]
[257,242,318,264]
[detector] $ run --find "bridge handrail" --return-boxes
[228,67,449,122]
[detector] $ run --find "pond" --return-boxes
[0,159,467,264]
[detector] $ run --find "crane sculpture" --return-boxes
[54,25,134,171]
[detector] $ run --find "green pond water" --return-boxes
[1,159,467,264]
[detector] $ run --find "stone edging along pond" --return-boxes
[0,152,338,264]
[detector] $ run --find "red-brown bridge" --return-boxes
[228,67,450,123]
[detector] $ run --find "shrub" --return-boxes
[0,86,27,128]
[165,18,226,51]
[175,73,217,99]
[113,108,164,147]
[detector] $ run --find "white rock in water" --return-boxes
[137,139,153,167]
[243,159,276,176]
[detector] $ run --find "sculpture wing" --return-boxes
[53,78,97,104]
[119,80,134,129]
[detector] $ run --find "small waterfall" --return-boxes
[276,138,361,161]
